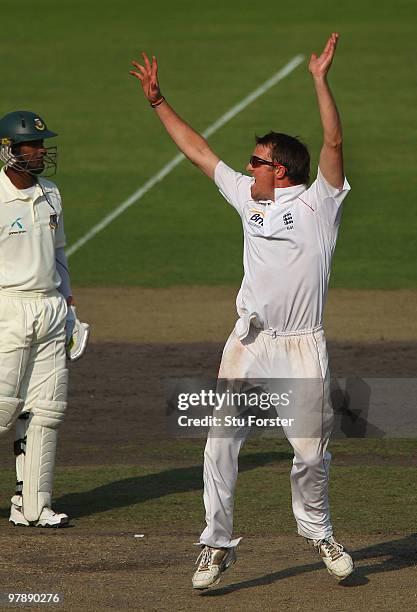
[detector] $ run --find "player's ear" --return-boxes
[275,165,287,179]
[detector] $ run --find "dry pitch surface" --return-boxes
[0,287,416,611]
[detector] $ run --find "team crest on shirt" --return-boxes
[283,212,294,230]
[49,213,58,230]
[248,209,264,227]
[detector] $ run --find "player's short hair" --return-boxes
[256,132,310,185]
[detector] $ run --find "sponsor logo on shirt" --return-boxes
[283,212,294,230]
[248,209,264,227]
[9,217,26,236]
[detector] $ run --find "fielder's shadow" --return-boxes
[201,533,417,597]
[39,450,292,519]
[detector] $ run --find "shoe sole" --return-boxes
[36,517,70,528]
[193,575,222,591]
[9,518,70,528]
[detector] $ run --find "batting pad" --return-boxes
[22,369,68,522]
[0,396,23,437]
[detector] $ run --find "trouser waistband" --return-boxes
[261,324,323,338]
[0,288,60,300]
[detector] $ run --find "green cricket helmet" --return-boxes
[0,110,58,176]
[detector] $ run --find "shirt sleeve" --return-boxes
[303,167,351,228]
[214,160,252,215]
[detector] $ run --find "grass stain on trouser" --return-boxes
[200,325,334,547]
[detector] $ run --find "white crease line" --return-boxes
[67,54,305,257]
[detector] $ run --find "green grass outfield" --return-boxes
[2,0,416,288]
[1,439,416,535]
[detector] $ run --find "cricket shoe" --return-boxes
[9,497,69,528]
[192,545,237,590]
[36,507,70,528]
[308,535,354,581]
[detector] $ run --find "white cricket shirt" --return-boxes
[0,167,66,291]
[214,161,350,337]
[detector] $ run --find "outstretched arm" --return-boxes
[309,33,344,189]
[130,53,220,179]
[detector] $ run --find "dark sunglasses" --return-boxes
[249,155,286,169]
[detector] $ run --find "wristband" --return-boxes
[150,96,165,108]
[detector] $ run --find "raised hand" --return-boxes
[130,52,162,103]
[309,33,339,79]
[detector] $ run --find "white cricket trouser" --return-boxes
[0,289,67,404]
[0,289,67,499]
[200,325,334,548]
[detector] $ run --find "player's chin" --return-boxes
[251,187,264,202]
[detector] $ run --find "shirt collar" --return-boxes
[273,183,306,206]
[0,166,42,203]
